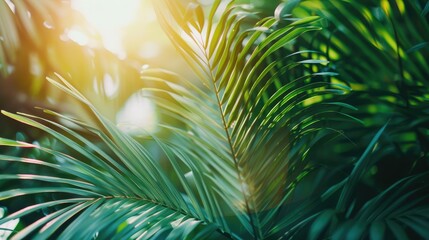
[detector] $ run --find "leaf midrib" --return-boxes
[197,31,260,239]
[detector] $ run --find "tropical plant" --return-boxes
[0,0,341,238]
[289,0,429,238]
[0,0,428,239]
[291,0,429,157]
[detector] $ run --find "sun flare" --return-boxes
[72,0,140,31]
[69,0,159,134]
[71,0,141,56]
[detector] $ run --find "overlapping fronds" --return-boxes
[292,0,429,143]
[0,74,225,239]
[0,0,356,238]
[143,0,353,238]
[297,123,429,240]
[310,172,429,240]
[286,1,429,238]
[2,0,427,239]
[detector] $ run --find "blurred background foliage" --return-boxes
[291,0,429,189]
[287,0,429,238]
[238,0,429,205]
[0,0,428,239]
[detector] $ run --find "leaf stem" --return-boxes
[201,46,259,239]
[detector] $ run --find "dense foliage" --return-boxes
[1,0,428,239]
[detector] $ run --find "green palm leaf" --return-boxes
[0,1,359,239]
[0,103,223,239]
[307,126,429,240]
[292,0,429,147]
[144,0,354,238]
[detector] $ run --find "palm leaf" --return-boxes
[0,207,19,239]
[145,0,354,238]
[291,0,429,151]
[307,126,429,240]
[330,173,429,240]
[0,74,227,239]
[0,1,359,239]
[0,107,224,239]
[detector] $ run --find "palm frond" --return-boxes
[0,83,225,239]
[0,1,353,238]
[309,172,429,240]
[0,207,19,239]
[3,0,423,239]
[292,0,429,149]
[143,0,354,238]
[283,5,429,239]
[303,123,429,240]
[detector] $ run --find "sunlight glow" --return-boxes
[69,0,161,135]
[116,93,158,135]
[72,0,140,30]
[5,0,15,13]
[66,28,89,46]
[72,0,141,56]
[104,74,119,98]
